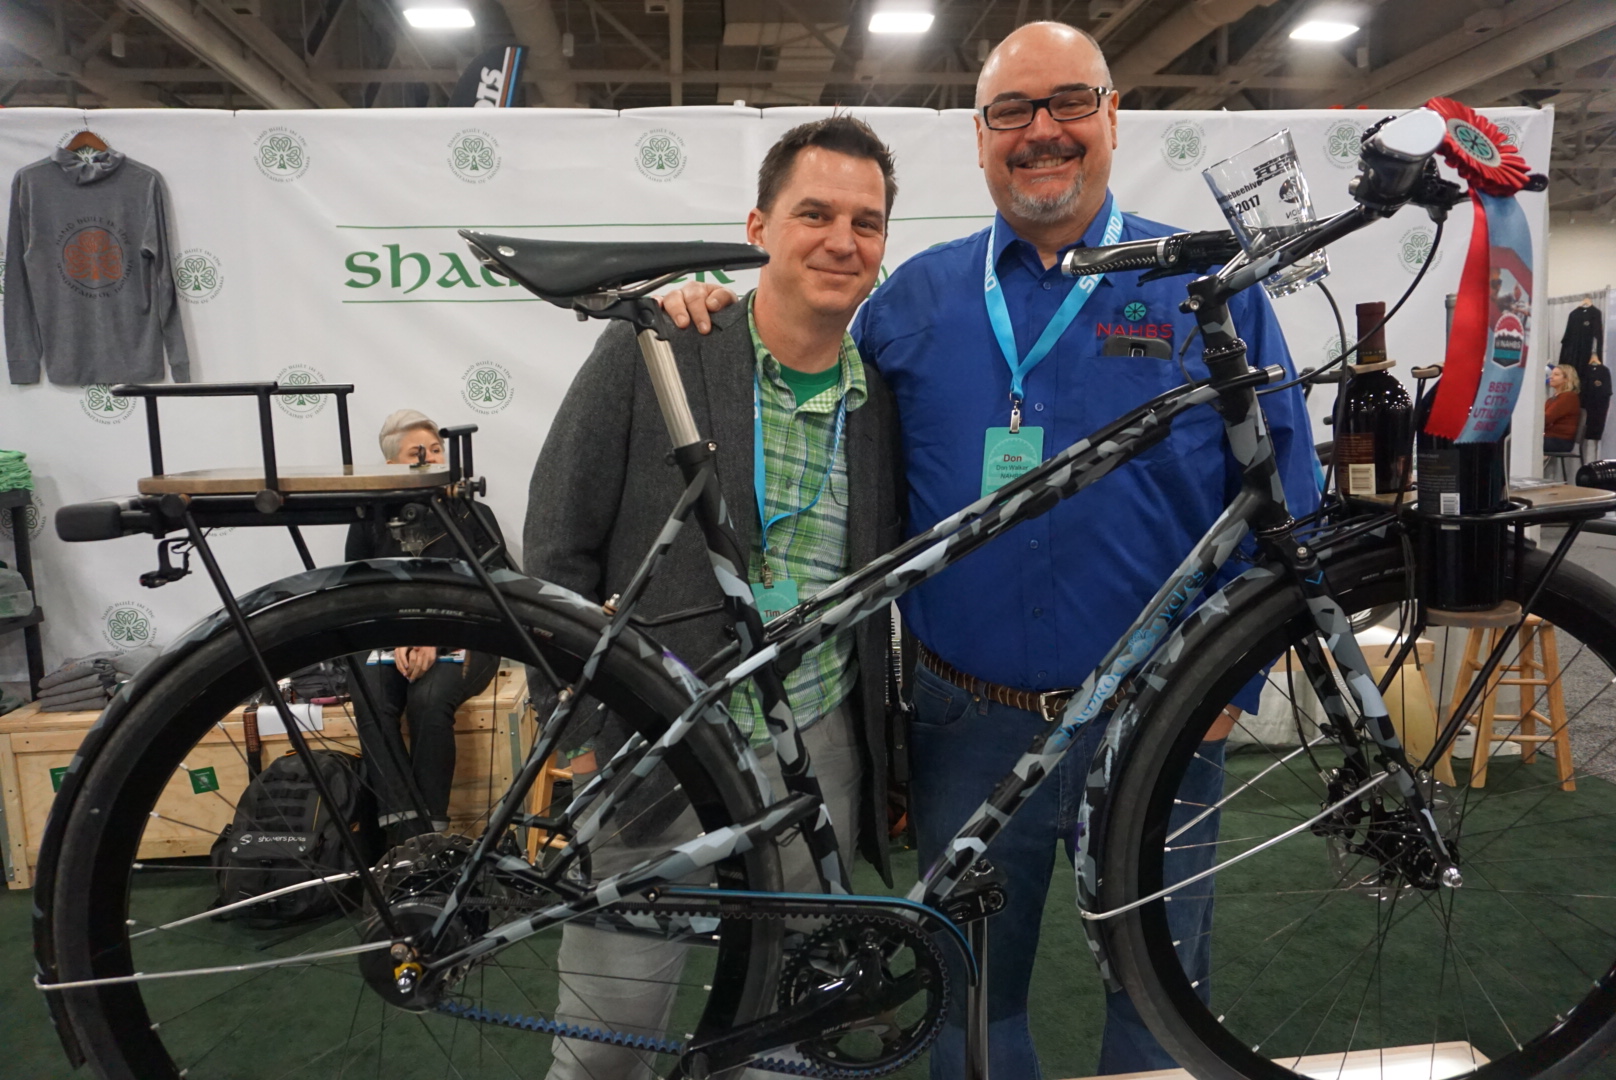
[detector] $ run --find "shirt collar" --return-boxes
[746,290,868,414]
[991,189,1119,271]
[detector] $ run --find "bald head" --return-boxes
[972,20,1118,260]
[976,22,1111,110]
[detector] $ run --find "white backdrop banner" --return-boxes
[0,104,1553,678]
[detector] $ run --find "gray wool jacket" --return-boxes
[5,149,190,386]
[524,303,905,881]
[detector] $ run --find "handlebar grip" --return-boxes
[57,499,149,542]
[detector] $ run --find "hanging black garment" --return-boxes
[1559,304,1604,376]
[1584,361,1613,441]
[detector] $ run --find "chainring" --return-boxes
[777,916,949,1074]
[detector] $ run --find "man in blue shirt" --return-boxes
[666,21,1319,1078]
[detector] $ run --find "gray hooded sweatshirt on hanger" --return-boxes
[4,148,191,386]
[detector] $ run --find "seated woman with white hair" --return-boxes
[346,408,511,840]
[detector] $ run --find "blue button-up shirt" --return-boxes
[853,192,1320,693]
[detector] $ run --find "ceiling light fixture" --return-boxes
[403,6,475,28]
[869,9,933,33]
[1290,20,1358,42]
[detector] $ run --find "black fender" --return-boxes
[29,557,758,1061]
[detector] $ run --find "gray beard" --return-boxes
[1008,173,1083,225]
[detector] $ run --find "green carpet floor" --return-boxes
[6,755,1613,1079]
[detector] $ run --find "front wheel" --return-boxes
[1101,543,1616,1079]
[48,572,783,1080]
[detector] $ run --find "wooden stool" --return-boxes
[1450,615,1576,791]
[524,749,580,861]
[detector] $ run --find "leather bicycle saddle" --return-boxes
[460,231,769,301]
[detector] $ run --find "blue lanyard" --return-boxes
[984,203,1124,428]
[753,368,848,562]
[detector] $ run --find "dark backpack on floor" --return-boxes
[210,749,381,927]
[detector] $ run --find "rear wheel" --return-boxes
[1102,543,1616,1079]
[49,578,783,1080]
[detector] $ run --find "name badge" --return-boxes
[981,426,1045,496]
[751,578,799,622]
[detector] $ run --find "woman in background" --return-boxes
[1544,364,1582,454]
[347,409,509,840]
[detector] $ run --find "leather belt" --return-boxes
[916,643,1078,724]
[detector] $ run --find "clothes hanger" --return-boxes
[63,112,109,153]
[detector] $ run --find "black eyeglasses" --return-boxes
[980,88,1112,131]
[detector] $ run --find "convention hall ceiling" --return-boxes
[0,0,1613,211]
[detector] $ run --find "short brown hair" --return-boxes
[756,115,898,218]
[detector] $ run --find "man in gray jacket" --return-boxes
[524,115,905,1079]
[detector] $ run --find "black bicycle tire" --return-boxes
[49,575,784,1080]
[1100,542,1616,1080]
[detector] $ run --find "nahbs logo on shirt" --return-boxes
[1097,298,1173,340]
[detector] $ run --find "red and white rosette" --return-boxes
[1420,96,1535,442]
[1425,96,1530,196]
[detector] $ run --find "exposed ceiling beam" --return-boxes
[0,0,164,105]
[1457,26,1616,101]
[190,0,348,106]
[1111,0,1284,91]
[119,0,321,106]
[0,64,1367,88]
[772,0,856,69]
[1338,0,1616,107]
[575,0,667,70]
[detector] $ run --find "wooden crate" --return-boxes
[0,665,531,890]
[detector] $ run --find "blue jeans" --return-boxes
[910,665,1224,1078]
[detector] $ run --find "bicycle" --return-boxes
[30,105,1616,1080]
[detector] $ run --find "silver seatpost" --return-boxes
[636,327,702,450]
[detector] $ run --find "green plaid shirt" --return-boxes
[729,292,868,746]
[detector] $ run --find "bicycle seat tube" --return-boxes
[631,297,854,895]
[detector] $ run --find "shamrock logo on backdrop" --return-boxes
[634,129,689,182]
[0,492,45,540]
[253,128,310,181]
[80,384,136,424]
[102,603,156,648]
[275,365,328,417]
[86,385,130,415]
[1160,122,1206,172]
[642,136,680,173]
[1123,302,1148,323]
[174,249,223,304]
[63,227,124,287]
[261,135,303,173]
[1325,121,1364,167]
[1399,228,1435,273]
[177,256,216,294]
[461,362,516,415]
[466,367,508,404]
[455,137,493,172]
[448,130,502,183]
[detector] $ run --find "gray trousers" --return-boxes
[545,702,863,1080]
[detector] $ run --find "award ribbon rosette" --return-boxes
[1420,97,1536,443]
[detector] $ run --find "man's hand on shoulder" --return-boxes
[659,282,738,335]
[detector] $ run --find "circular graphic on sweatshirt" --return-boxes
[102,601,156,649]
[60,224,126,296]
[80,384,138,425]
[0,491,45,541]
[175,248,224,304]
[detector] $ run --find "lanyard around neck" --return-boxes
[753,367,848,560]
[984,202,1124,429]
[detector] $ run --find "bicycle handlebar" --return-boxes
[1062,108,1449,295]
